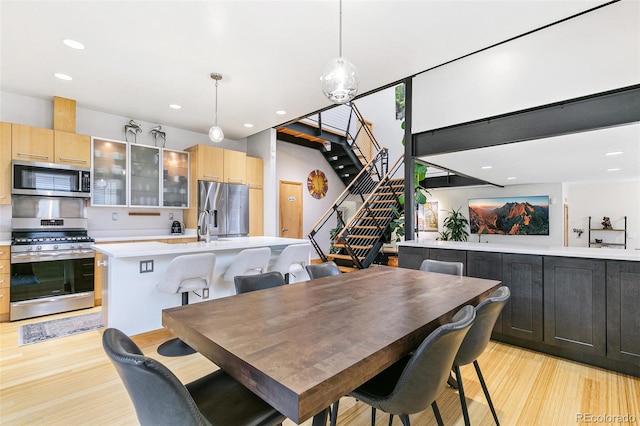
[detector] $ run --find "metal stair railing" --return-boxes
[300,102,382,166]
[334,155,405,268]
[307,149,390,262]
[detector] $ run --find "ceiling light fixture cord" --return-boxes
[338,0,342,58]
[215,78,219,126]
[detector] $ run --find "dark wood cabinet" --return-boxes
[467,251,503,332]
[606,261,640,366]
[428,248,467,274]
[502,254,543,342]
[543,257,606,356]
[397,246,428,270]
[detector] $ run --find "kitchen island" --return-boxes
[398,240,640,377]
[93,236,310,335]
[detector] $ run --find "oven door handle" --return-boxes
[11,250,94,263]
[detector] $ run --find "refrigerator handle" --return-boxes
[213,210,218,228]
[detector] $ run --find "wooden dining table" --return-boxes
[162,265,501,425]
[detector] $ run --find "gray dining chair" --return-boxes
[102,328,286,426]
[337,305,476,426]
[234,271,286,294]
[420,259,464,276]
[305,261,341,279]
[451,286,510,426]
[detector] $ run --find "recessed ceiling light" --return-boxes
[607,168,621,172]
[54,73,72,81]
[62,39,85,50]
[605,151,624,156]
[168,104,181,110]
[276,110,286,115]
[244,123,254,128]
[481,165,492,169]
[506,177,517,180]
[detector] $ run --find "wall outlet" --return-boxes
[139,260,154,273]
[202,288,209,299]
[112,212,118,221]
[169,212,174,220]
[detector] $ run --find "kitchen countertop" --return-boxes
[93,236,310,258]
[90,228,198,243]
[398,239,640,261]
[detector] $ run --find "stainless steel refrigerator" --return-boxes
[198,181,249,238]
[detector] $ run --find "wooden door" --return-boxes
[279,181,302,238]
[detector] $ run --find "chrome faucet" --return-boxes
[198,210,211,243]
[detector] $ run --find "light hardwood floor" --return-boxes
[1,307,638,425]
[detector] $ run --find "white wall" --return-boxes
[354,86,405,165]
[0,90,249,234]
[412,1,639,132]
[420,183,564,246]
[565,180,639,250]
[275,141,346,255]
[247,128,277,236]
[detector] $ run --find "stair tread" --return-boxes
[329,253,365,260]
[338,266,360,273]
[334,243,373,250]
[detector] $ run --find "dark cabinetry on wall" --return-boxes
[543,257,606,356]
[502,254,543,342]
[606,261,640,365]
[397,245,639,376]
[467,251,503,333]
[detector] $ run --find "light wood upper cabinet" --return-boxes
[11,124,54,163]
[224,149,246,184]
[54,131,91,167]
[0,123,11,205]
[246,156,264,189]
[187,144,224,182]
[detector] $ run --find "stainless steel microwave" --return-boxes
[12,160,91,198]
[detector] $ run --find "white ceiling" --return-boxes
[1,0,610,142]
[420,123,640,187]
[3,1,636,188]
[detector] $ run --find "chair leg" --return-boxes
[330,400,339,426]
[400,414,410,426]
[431,401,444,426]
[388,414,394,425]
[448,369,458,389]
[474,360,500,425]
[454,365,471,426]
[371,407,376,426]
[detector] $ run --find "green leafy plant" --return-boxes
[388,205,405,242]
[439,207,470,241]
[329,225,343,254]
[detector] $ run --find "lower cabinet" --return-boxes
[502,254,543,342]
[397,246,428,270]
[607,261,640,364]
[428,248,467,273]
[467,251,503,333]
[543,257,606,356]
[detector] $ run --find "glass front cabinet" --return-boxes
[92,138,128,207]
[91,138,189,208]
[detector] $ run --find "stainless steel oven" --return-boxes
[10,196,94,321]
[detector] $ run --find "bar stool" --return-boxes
[156,253,216,357]
[223,247,271,283]
[270,243,311,283]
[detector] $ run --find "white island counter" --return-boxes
[93,236,310,335]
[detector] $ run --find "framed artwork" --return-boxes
[417,202,438,232]
[307,169,328,199]
[468,195,549,235]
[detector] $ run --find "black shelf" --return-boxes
[588,216,627,249]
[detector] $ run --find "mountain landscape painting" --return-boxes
[468,196,549,235]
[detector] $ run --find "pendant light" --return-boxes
[208,73,224,143]
[320,0,359,104]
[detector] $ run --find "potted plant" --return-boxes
[439,207,470,241]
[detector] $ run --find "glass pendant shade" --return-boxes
[208,125,224,143]
[321,57,359,104]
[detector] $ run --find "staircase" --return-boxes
[308,153,405,271]
[277,103,379,187]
